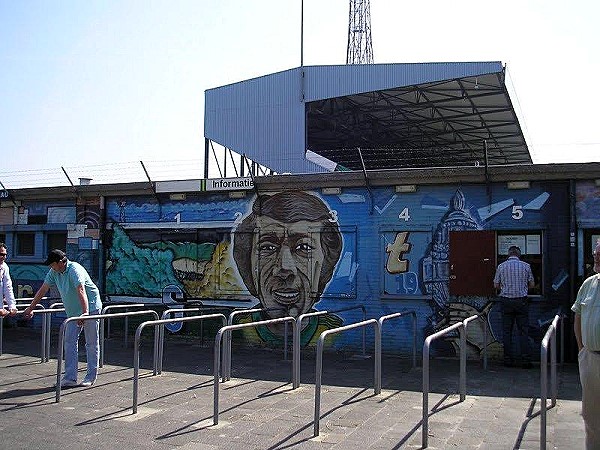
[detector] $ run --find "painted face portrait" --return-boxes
[233,191,342,319]
[251,217,325,317]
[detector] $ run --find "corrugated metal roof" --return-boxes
[204,62,530,173]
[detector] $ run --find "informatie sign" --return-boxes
[155,177,254,193]
[203,177,253,191]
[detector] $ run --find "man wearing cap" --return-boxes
[24,249,102,387]
[572,239,600,449]
[0,242,17,318]
[493,245,535,368]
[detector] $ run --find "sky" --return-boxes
[1,0,599,187]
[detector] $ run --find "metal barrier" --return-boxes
[99,303,147,367]
[540,314,560,450]
[132,313,226,413]
[29,308,66,362]
[422,315,480,448]
[377,310,417,369]
[222,307,286,382]
[55,310,159,402]
[462,314,489,370]
[294,305,368,385]
[313,318,381,437]
[0,304,46,360]
[213,316,298,425]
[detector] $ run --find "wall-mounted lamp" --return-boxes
[595,179,600,187]
[322,187,342,195]
[507,181,530,190]
[395,184,417,193]
[169,193,186,201]
[229,191,246,199]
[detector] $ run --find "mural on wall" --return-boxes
[232,191,344,345]
[382,187,551,358]
[104,191,348,346]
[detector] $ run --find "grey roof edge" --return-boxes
[204,61,504,93]
[5,162,599,200]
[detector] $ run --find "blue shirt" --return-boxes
[44,260,102,317]
[493,256,534,298]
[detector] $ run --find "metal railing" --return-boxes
[540,314,560,450]
[99,303,147,367]
[132,313,226,413]
[313,318,381,437]
[157,307,218,374]
[213,317,298,425]
[222,307,286,382]
[294,305,367,386]
[55,310,159,402]
[378,310,417,369]
[422,315,481,448]
[30,308,66,362]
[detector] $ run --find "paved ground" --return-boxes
[0,326,585,449]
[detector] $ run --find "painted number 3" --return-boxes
[512,206,523,220]
[399,207,411,221]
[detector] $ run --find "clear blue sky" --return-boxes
[1,0,599,186]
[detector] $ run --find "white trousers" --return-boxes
[579,348,600,450]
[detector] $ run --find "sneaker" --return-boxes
[55,378,78,388]
[80,378,96,387]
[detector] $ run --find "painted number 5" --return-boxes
[512,205,523,220]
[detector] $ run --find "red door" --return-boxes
[449,230,496,296]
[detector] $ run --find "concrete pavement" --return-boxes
[0,326,585,449]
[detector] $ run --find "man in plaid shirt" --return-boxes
[494,245,535,368]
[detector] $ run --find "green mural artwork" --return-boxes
[106,224,241,298]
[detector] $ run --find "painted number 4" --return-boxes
[512,206,523,220]
[399,207,411,222]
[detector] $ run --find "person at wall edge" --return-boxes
[0,242,17,318]
[572,239,600,450]
[493,245,534,368]
[24,249,102,387]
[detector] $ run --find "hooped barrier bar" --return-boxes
[313,318,381,437]
[462,313,489,370]
[213,316,298,425]
[222,307,286,382]
[56,310,159,403]
[132,313,226,414]
[540,314,560,450]
[377,310,417,369]
[157,307,217,374]
[422,315,478,448]
[45,302,65,360]
[0,303,46,360]
[99,303,147,367]
[294,304,368,386]
[29,308,66,362]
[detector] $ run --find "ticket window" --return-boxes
[496,231,543,295]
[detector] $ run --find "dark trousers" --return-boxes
[500,297,530,362]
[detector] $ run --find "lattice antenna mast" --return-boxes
[346,0,374,64]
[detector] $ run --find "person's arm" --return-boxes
[23,283,51,319]
[574,313,583,352]
[76,284,89,326]
[2,265,17,315]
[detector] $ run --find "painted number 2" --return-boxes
[399,207,411,221]
[512,206,523,220]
